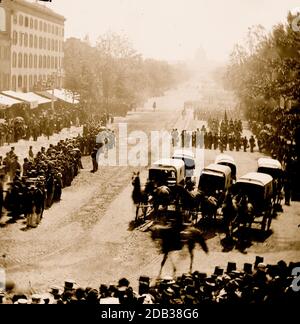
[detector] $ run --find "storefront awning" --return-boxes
[2,90,52,108]
[0,94,23,108]
[46,88,79,104]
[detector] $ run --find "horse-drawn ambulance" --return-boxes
[234,172,274,232]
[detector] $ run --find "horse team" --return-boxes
[132,152,284,236]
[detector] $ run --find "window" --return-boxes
[13,31,18,45]
[43,55,46,68]
[0,7,6,32]
[12,75,16,91]
[13,14,18,25]
[34,19,38,30]
[18,53,22,68]
[24,54,28,68]
[30,18,33,29]
[29,75,33,89]
[4,74,9,90]
[51,56,54,69]
[47,38,50,51]
[39,21,43,31]
[39,36,42,49]
[44,22,47,32]
[55,57,58,69]
[25,17,29,27]
[24,33,28,47]
[48,23,51,33]
[34,35,37,48]
[39,55,42,68]
[34,55,37,68]
[43,37,46,49]
[19,32,23,46]
[12,52,17,68]
[29,34,33,48]
[19,15,24,26]
[55,26,58,35]
[51,25,54,34]
[51,39,54,51]
[18,75,22,88]
[47,55,50,69]
[23,75,27,90]
[4,47,9,60]
[34,75,37,86]
[29,54,33,68]
[55,40,58,52]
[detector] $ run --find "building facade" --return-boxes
[0,0,65,93]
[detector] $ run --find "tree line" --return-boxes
[63,33,188,116]
[224,12,300,122]
[223,12,300,158]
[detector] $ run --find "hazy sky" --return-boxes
[33,0,300,62]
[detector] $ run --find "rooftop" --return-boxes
[11,0,65,21]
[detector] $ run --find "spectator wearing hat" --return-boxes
[86,289,99,304]
[30,294,44,304]
[73,287,87,304]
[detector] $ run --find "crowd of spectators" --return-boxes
[0,105,87,146]
[0,116,114,228]
[1,258,299,304]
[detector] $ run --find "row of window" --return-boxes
[12,31,63,52]
[13,14,64,37]
[0,46,10,60]
[12,52,62,70]
[11,74,60,92]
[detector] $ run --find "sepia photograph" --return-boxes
[0,0,299,310]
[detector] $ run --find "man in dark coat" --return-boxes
[249,136,256,153]
[91,145,100,173]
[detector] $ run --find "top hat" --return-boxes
[226,262,237,273]
[243,263,253,274]
[197,272,207,280]
[64,279,76,290]
[49,286,62,296]
[254,256,264,269]
[139,276,150,284]
[214,266,224,276]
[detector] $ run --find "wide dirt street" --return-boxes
[0,82,299,293]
